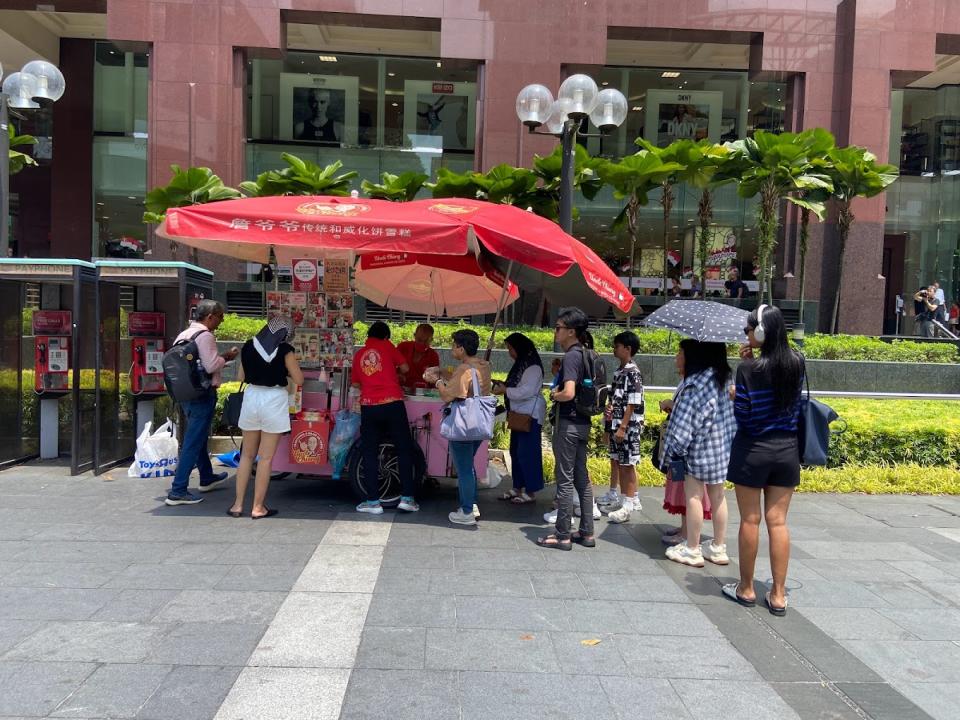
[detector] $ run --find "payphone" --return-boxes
[128,312,166,395]
[32,310,72,394]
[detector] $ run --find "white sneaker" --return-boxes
[473,504,481,519]
[574,502,602,520]
[630,495,642,511]
[597,490,620,506]
[449,509,477,526]
[665,542,705,568]
[703,543,729,565]
[543,509,558,524]
[356,501,384,515]
[607,506,631,524]
[397,499,420,513]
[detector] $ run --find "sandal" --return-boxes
[510,492,535,505]
[251,508,279,519]
[722,582,756,607]
[225,509,242,518]
[499,489,521,501]
[765,591,788,617]
[536,534,572,551]
[571,532,596,548]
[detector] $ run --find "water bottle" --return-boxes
[583,378,594,388]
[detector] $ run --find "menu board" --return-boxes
[265,286,354,369]
[323,258,350,292]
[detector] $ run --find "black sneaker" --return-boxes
[198,472,229,492]
[165,491,204,506]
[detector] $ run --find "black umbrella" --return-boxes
[643,299,750,343]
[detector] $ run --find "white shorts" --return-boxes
[238,385,291,434]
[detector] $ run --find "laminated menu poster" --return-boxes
[266,291,286,318]
[291,258,320,292]
[287,292,308,326]
[302,292,326,328]
[295,329,321,368]
[326,293,354,312]
[326,310,354,330]
[322,258,350,292]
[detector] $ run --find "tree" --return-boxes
[726,129,834,304]
[238,154,357,197]
[361,171,427,202]
[8,124,38,175]
[824,145,898,333]
[142,165,241,225]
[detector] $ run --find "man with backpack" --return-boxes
[537,307,602,551]
[165,300,239,506]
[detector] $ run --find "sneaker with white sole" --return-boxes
[703,543,729,565]
[449,509,477,526]
[574,502,602,520]
[543,509,558,524]
[607,506,631,524]
[665,542,705,567]
[597,490,620,506]
[397,497,420,513]
[356,501,384,515]
[473,504,481,518]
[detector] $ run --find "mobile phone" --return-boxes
[669,457,687,482]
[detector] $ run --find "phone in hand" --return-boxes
[669,457,687,482]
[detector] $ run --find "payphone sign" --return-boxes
[128,312,166,337]
[32,310,72,336]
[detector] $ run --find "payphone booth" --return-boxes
[94,261,214,474]
[0,259,98,475]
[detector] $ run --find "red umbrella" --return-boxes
[158,195,634,314]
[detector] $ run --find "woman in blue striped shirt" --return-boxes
[723,305,803,617]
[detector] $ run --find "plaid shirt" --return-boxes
[661,368,736,483]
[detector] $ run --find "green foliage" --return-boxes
[143,165,242,224]
[239,155,357,198]
[801,334,957,363]
[8,123,38,175]
[361,171,428,202]
[216,314,266,341]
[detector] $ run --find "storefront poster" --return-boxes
[322,258,350,293]
[302,292,325,328]
[644,90,723,145]
[278,73,359,145]
[290,417,330,465]
[403,80,476,151]
[292,258,320,292]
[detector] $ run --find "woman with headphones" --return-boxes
[723,304,804,617]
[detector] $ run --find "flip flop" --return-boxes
[251,508,279,519]
[499,490,521,501]
[571,532,596,548]
[722,583,756,607]
[510,492,535,505]
[536,534,572,551]
[765,591,788,617]
[225,509,242,518]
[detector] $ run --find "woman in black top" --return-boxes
[723,305,803,616]
[228,316,304,519]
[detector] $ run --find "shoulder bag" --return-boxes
[797,368,846,467]
[222,382,246,429]
[440,368,497,442]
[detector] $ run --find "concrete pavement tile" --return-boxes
[145,623,266,666]
[892,681,960,720]
[858,582,948,609]
[0,588,116,620]
[588,554,666,575]
[927,528,960,544]
[455,596,569,631]
[671,679,800,719]
[841,640,960,683]
[136,666,242,720]
[91,590,181,622]
[213,565,304,592]
[538,549,597,572]
[460,671,614,720]
[0,620,43,655]
[321,518,393,546]
[380,545,450,569]
[431,526,519,549]
[153,590,286,625]
[452,547,543,571]
[355,627,426,669]
[835,682,935,720]
[0,521,44,540]
[797,608,918,640]
[10,541,163,564]
[386,527,436,546]
[300,543,383,567]
[213,667,350,720]
[529,571,587,599]
[619,601,722,637]
[549,632,628,675]
[338,669,458,720]
[425,628,559,672]
[800,560,917,583]
[564,599,638,632]
[365,593,455,627]
[877,608,960,640]
[767,681,864,720]
[0,561,127,589]
[599,677,693,720]
[213,543,315,566]
[0,661,96,716]
[50,663,171,718]
[428,570,535,598]
[786,580,890,608]
[792,541,939,562]
[254,520,336,544]
[293,563,381,593]
[3,621,168,663]
[0,542,30,559]
[887,561,960,583]
[374,568,438,595]
[615,635,760,680]
[578,574,689,602]
[104,564,231,590]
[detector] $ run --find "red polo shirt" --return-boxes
[396,341,440,388]
[351,338,406,405]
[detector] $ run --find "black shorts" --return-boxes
[727,431,801,488]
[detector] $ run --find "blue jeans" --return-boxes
[449,440,482,514]
[170,392,217,496]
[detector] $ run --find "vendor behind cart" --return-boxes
[350,321,419,515]
[397,323,440,389]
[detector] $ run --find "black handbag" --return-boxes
[222,383,245,428]
[798,375,845,466]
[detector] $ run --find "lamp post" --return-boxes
[515,75,627,233]
[0,60,66,257]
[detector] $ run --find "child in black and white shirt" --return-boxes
[604,331,645,523]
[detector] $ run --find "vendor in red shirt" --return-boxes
[396,323,440,389]
[350,321,418,515]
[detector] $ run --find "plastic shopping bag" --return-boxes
[328,409,361,478]
[128,419,179,478]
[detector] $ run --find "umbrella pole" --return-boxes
[485,259,515,361]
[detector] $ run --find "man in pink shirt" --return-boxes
[166,300,239,506]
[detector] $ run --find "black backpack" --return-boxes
[574,347,608,418]
[162,330,213,402]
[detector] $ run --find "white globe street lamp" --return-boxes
[0,59,66,256]
[515,75,626,232]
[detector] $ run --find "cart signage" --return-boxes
[360,253,413,270]
[290,418,331,465]
[292,258,320,291]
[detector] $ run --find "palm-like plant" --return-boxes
[361,171,427,202]
[238,154,357,197]
[142,164,242,225]
[8,124,38,175]
[726,129,834,304]
[824,146,899,333]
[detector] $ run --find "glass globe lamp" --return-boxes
[2,72,40,109]
[515,84,554,128]
[21,60,65,102]
[557,74,598,120]
[544,97,575,134]
[589,88,628,131]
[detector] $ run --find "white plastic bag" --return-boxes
[128,419,179,478]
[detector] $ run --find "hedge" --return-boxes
[216,315,959,364]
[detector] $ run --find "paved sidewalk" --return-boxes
[1,462,959,719]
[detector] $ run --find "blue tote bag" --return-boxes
[440,368,497,442]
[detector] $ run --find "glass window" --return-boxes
[93,42,149,259]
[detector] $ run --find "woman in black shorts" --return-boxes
[723,305,803,616]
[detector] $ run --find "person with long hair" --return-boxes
[230,316,304,519]
[723,305,804,617]
[661,339,735,568]
[494,333,545,504]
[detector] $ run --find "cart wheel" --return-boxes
[347,441,426,507]
[271,472,291,481]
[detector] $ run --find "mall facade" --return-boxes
[2,0,959,333]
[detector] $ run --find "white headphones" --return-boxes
[753,304,768,343]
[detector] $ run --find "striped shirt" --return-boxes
[734,359,803,436]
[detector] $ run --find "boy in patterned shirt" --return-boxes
[606,331,645,523]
